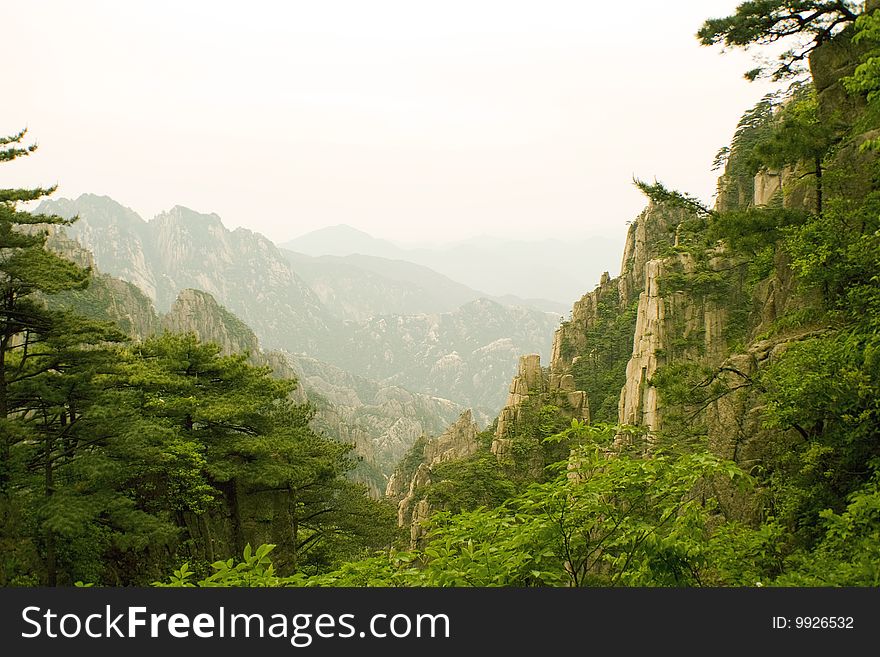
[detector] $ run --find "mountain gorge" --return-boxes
[38,195,563,495]
[44,238,464,496]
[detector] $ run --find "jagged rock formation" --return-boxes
[44,227,161,338]
[491,354,589,457]
[385,410,480,545]
[163,288,261,355]
[617,249,734,432]
[550,271,615,372]
[490,199,687,443]
[39,195,332,353]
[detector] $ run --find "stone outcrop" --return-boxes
[550,272,618,373]
[385,410,480,546]
[424,409,479,464]
[617,250,733,431]
[163,288,261,356]
[43,227,160,339]
[618,258,665,431]
[753,169,784,207]
[492,354,589,452]
[493,199,687,444]
[617,203,685,308]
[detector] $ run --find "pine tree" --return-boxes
[128,333,396,574]
[697,1,861,80]
[0,129,94,496]
[0,129,160,584]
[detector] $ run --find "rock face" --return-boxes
[423,409,479,464]
[616,203,685,309]
[44,227,160,339]
[163,288,261,356]
[492,354,589,446]
[385,410,480,545]
[753,169,784,207]
[493,199,685,444]
[617,250,733,432]
[481,152,816,509]
[550,272,617,372]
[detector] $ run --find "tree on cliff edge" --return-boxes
[697,1,862,80]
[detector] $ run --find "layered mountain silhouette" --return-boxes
[282,223,622,307]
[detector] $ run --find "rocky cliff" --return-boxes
[491,353,589,457]
[44,227,160,338]
[385,409,480,545]
[163,288,261,355]
[491,199,684,442]
[390,26,873,536]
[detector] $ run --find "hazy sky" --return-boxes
[5,1,777,245]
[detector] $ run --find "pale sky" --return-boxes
[4,1,777,245]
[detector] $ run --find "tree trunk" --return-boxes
[45,432,57,587]
[225,478,244,556]
[289,486,298,570]
[0,324,9,497]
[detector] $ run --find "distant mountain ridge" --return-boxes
[284,250,568,320]
[327,298,556,413]
[282,223,623,306]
